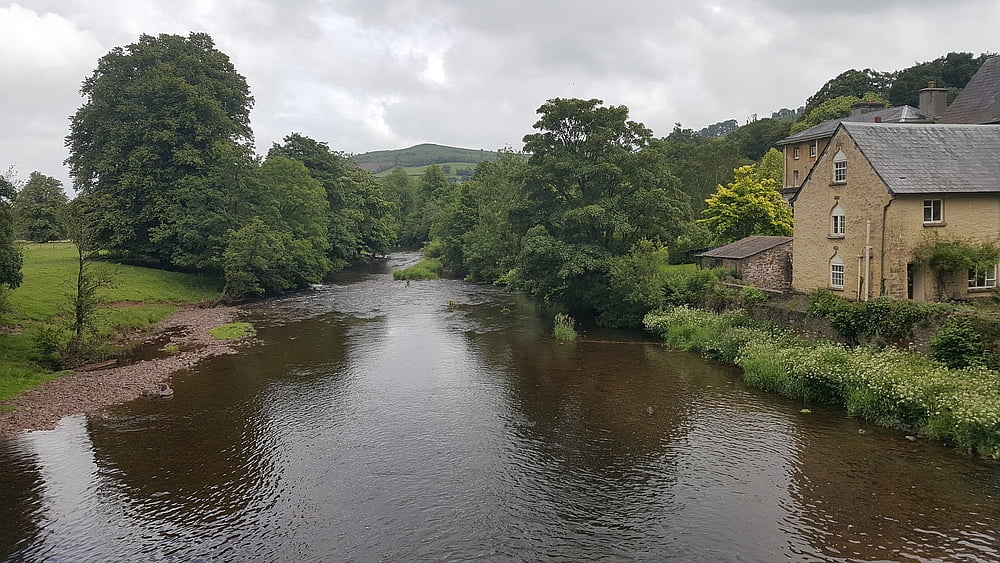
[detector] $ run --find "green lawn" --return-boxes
[0,242,222,400]
[373,162,478,181]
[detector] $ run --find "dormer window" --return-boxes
[830,204,845,238]
[832,150,847,184]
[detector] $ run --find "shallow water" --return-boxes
[2,252,998,561]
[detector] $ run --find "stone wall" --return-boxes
[738,242,792,291]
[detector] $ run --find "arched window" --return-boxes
[830,256,845,289]
[833,150,847,184]
[830,204,845,237]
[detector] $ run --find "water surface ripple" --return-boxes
[1,252,998,561]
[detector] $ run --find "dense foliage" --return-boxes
[66,32,257,270]
[644,307,1000,458]
[12,172,68,242]
[699,162,792,244]
[0,173,22,292]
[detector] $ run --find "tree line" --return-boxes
[0,32,990,327]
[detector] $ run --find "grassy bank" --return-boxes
[0,243,221,400]
[644,306,1000,458]
[393,259,443,280]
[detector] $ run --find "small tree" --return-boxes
[60,201,116,362]
[912,233,1000,301]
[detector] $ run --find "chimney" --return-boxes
[919,81,948,119]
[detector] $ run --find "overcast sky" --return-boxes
[2,0,998,193]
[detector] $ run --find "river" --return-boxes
[1,252,998,562]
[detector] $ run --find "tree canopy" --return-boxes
[699,163,792,244]
[66,32,256,270]
[13,172,68,242]
[0,173,23,290]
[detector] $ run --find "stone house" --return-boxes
[789,121,1000,301]
[697,236,793,292]
[776,102,937,201]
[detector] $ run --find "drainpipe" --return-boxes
[880,195,895,296]
[864,220,871,301]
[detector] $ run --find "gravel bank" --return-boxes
[0,306,247,438]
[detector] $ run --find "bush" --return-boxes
[646,305,1000,458]
[930,316,984,368]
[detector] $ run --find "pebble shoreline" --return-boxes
[0,306,246,438]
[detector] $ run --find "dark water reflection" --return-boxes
[1,252,998,561]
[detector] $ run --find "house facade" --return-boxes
[791,122,1000,301]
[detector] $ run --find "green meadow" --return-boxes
[0,243,222,400]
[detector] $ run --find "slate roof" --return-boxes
[696,236,792,260]
[841,121,1000,194]
[939,56,1000,124]
[776,105,931,145]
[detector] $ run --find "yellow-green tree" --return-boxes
[699,164,792,244]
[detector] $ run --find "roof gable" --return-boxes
[697,236,792,259]
[939,57,1000,124]
[841,122,1000,194]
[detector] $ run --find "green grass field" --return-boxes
[373,162,478,181]
[0,242,222,400]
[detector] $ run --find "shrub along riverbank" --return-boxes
[643,306,1000,458]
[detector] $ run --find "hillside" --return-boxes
[352,143,499,175]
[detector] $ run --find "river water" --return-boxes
[1,252,998,562]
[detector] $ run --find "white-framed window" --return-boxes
[832,150,847,184]
[923,199,943,223]
[831,204,845,237]
[794,147,800,159]
[809,141,818,157]
[969,264,997,289]
[793,170,800,187]
[830,256,845,289]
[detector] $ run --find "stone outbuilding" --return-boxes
[697,236,793,292]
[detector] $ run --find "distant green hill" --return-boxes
[353,143,499,177]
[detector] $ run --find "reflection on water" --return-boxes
[1,252,998,561]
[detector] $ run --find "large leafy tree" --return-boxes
[268,133,395,267]
[0,173,23,291]
[13,172,68,242]
[804,68,893,114]
[790,93,889,134]
[699,164,793,244]
[660,125,747,211]
[65,32,256,270]
[888,52,991,107]
[222,156,331,299]
[512,98,691,317]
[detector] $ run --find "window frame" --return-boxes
[793,147,800,159]
[793,170,800,187]
[830,258,845,290]
[809,141,818,157]
[830,204,846,238]
[832,150,847,184]
[969,264,997,290]
[923,199,943,224]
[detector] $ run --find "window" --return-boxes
[923,199,943,223]
[794,147,800,159]
[830,204,845,237]
[830,257,845,289]
[793,170,800,187]
[832,150,847,183]
[969,264,997,289]
[809,141,818,157]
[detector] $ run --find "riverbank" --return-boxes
[644,306,1000,459]
[0,305,246,438]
